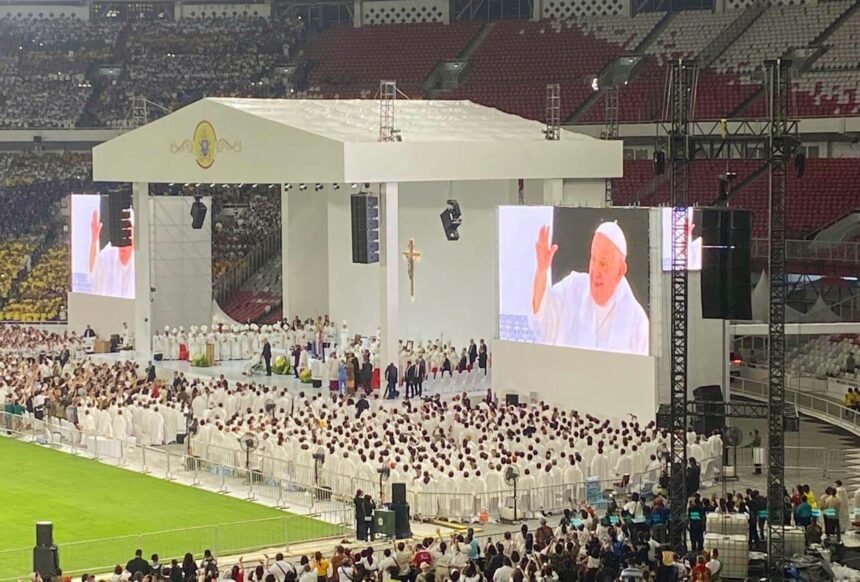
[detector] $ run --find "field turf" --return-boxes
[0,437,334,580]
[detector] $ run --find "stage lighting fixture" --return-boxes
[314,183,324,192]
[351,183,358,189]
[440,199,463,241]
[190,195,207,229]
[299,183,307,191]
[332,184,340,190]
[591,77,599,92]
[794,151,806,178]
[714,171,737,206]
[654,150,666,176]
[284,184,293,191]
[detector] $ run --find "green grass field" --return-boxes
[0,438,336,581]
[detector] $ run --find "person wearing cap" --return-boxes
[530,221,649,355]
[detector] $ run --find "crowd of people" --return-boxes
[0,17,120,128]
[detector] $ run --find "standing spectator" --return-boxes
[126,549,151,576]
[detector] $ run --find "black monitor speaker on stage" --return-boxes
[391,482,407,505]
[505,393,519,407]
[33,521,60,578]
[692,385,725,437]
[700,208,752,320]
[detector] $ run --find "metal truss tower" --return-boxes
[664,58,698,553]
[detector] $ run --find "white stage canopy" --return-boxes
[93,98,621,184]
[92,97,622,369]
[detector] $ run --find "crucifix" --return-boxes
[402,238,421,301]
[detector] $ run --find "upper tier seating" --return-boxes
[301,22,482,98]
[449,16,661,120]
[645,9,737,65]
[713,2,852,75]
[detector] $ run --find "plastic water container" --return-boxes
[706,512,748,535]
[783,526,806,557]
[704,533,749,580]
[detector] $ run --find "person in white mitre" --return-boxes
[530,221,649,355]
[339,321,351,354]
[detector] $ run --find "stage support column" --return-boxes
[542,178,563,206]
[280,183,291,318]
[379,182,400,376]
[133,181,152,358]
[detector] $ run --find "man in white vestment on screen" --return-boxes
[530,221,649,355]
[88,208,135,299]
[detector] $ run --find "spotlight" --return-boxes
[591,77,599,92]
[284,184,292,191]
[299,183,307,191]
[351,183,358,189]
[190,195,207,229]
[440,199,462,242]
[332,184,340,190]
[714,171,737,207]
[314,183,324,192]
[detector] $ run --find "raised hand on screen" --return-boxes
[90,209,102,243]
[534,225,558,275]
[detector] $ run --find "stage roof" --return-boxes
[93,98,622,184]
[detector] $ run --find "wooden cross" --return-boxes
[402,238,422,300]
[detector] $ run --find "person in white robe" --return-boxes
[529,222,649,355]
[82,409,97,436]
[835,480,850,533]
[149,407,165,445]
[339,322,350,354]
[96,407,113,438]
[590,449,610,483]
[112,409,130,441]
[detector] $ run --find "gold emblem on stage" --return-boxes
[170,120,242,169]
[193,120,217,169]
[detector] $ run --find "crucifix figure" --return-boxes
[402,238,421,301]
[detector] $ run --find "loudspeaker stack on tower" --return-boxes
[33,521,60,578]
[700,208,752,320]
[106,190,133,248]
[390,482,412,539]
[350,193,379,264]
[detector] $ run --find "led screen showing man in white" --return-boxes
[498,206,650,356]
[70,194,135,299]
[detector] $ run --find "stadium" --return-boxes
[1,0,860,581]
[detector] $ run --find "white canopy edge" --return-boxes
[93,98,622,184]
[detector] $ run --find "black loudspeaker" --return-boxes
[505,393,519,407]
[794,152,806,178]
[440,199,462,241]
[33,546,60,578]
[391,503,412,539]
[691,385,725,438]
[654,150,666,176]
[350,193,379,264]
[106,190,133,248]
[36,522,53,547]
[391,482,406,505]
[700,208,752,320]
[190,197,207,229]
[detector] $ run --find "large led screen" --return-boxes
[661,207,703,271]
[498,206,650,356]
[70,194,135,299]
